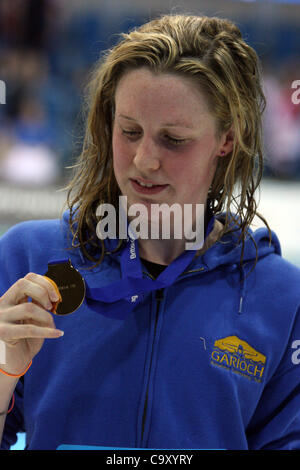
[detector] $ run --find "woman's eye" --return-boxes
[165,135,186,145]
[122,129,139,138]
[121,129,186,146]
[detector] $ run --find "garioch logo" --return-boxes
[211,336,266,383]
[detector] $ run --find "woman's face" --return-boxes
[112,67,228,231]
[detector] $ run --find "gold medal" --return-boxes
[44,260,85,315]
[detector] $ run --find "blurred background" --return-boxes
[0,0,299,450]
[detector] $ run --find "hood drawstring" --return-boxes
[238,263,246,315]
[79,248,85,264]
[225,262,246,315]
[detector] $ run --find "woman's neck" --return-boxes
[138,237,186,265]
[136,206,213,265]
[137,216,223,265]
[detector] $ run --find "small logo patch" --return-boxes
[211,335,266,382]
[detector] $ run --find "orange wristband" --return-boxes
[0,362,31,416]
[0,393,15,415]
[7,393,15,414]
[0,360,32,378]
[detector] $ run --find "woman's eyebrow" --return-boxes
[118,114,137,121]
[118,113,194,129]
[162,122,194,129]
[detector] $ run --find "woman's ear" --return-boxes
[218,126,235,156]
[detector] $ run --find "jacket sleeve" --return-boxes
[1,380,25,450]
[246,306,300,450]
[0,222,32,294]
[0,224,29,449]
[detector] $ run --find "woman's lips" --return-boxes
[130,179,169,195]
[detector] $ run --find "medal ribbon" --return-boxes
[84,215,215,319]
[47,215,215,319]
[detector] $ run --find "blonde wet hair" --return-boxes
[65,13,270,267]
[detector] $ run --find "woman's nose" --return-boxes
[133,137,161,172]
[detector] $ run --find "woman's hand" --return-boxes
[0,273,64,375]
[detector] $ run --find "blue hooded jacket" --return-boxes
[1,211,300,450]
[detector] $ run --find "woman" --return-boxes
[0,14,300,450]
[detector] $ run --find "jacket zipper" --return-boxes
[140,287,164,445]
[139,266,204,445]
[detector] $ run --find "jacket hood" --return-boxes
[202,214,281,271]
[62,209,281,316]
[200,214,281,315]
[62,209,281,270]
